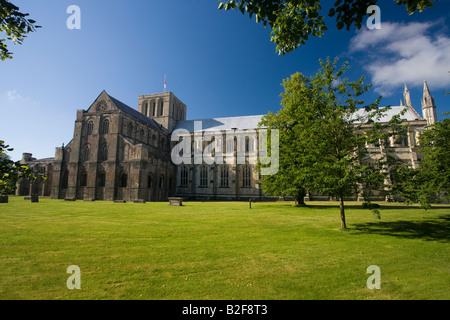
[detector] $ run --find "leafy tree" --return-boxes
[0,150,15,193]
[392,114,450,208]
[257,114,308,206]
[0,140,35,196]
[0,0,40,60]
[258,58,404,229]
[217,0,438,54]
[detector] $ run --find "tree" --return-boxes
[257,113,308,206]
[0,0,40,60]
[217,0,438,54]
[0,140,35,197]
[258,58,404,229]
[392,114,450,208]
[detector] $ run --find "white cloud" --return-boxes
[6,90,22,101]
[349,21,450,96]
[4,90,40,105]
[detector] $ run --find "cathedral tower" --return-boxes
[421,81,437,125]
[138,92,187,132]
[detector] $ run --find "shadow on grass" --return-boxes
[186,199,450,211]
[350,214,450,242]
[300,203,450,211]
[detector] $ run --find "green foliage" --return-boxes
[0,0,40,60]
[256,113,308,205]
[392,113,450,208]
[418,113,450,195]
[217,0,437,54]
[0,140,35,195]
[258,57,405,228]
[394,0,438,13]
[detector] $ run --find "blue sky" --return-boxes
[1,0,449,161]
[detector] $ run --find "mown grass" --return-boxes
[0,197,448,300]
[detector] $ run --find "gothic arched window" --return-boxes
[100,118,109,134]
[147,175,153,189]
[152,102,156,117]
[245,137,254,152]
[180,165,189,187]
[159,100,164,116]
[220,165,229,187]
[82,145,90,162]
[226,137,235,154]
[143,102,148,117]
[80,172,87,187]
[242,165,252,187]
[200,165,208,187]
[87,120,94,135]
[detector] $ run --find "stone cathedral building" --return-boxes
[16,82,438,202]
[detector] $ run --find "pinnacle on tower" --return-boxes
[422,80,435,107]
[421,81,437,125]
[403,83,412,108]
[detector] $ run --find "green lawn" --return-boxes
[0,197,448,300]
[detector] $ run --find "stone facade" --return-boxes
[15,153,53,197]
[17,82,438,202]
[173,131,264,201]
[35,90,179,202]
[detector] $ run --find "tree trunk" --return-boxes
[294,197,306,206]
[339,192,347,229]
[294,189,306,206]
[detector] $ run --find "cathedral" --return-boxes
[16,82,438,202]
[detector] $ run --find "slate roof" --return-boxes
[107,93,164,131]
[349,106,422,123]
[174,106,423,133]
[173,115,266,132]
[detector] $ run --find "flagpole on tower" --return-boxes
[164,74,167,93]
